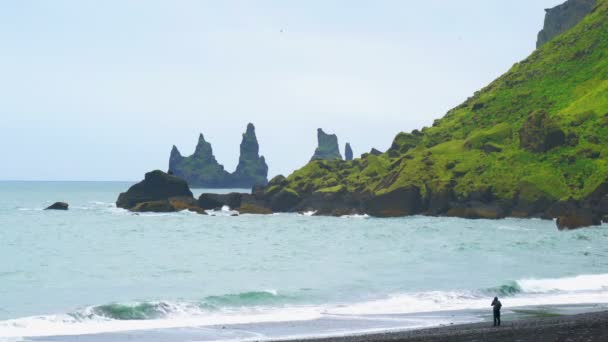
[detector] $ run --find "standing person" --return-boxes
[491,297,502,326]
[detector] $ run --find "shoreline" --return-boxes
[19,304,608,342]
[278,310,608,342]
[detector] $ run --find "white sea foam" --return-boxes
[340,214,369,219]
[0,306,322,338]
[2,274,608,338]
[518,273,608,293]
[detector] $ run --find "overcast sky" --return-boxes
[0,0,563,181]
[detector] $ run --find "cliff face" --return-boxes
[310,129,343,161]
[231,123,269,187]
[168,123,269,188]
[257,0,608,228]
[537,0,596,48]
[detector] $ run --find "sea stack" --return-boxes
[168,133,231,188]
[537,0,596,48]
[230,123,269,188]
[345,143,354,161]
[310,129,343,161]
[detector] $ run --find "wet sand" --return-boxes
[280,310,608,342]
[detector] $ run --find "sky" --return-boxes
[0,0,564,181]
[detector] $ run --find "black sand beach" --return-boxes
[282,311,608,342]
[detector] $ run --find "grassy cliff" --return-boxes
[268,0,608,211]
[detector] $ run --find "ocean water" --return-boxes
[1,181,608,341]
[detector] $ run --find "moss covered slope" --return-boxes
[267,0,608,215]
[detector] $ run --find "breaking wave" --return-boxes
[2,274,608,338]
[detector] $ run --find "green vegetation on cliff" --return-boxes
[273,0,608,205]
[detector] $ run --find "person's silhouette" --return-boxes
[491,297,502,326]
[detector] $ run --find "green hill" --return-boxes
[259,0,608,227]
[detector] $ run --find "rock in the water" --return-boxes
[116,170,194,209]
[198,193,242,210]
[169,197,207,214]
[310,129,342,161]
[345,143,354,161]
[537,0,596,48]
[131,200,175,213]
[556,208,601,230]
[231,123,269,188]
[45,202,68,210]
[238,203,273,215]
[168,133,232,188]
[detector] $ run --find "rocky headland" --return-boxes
[117,0,608,230]
[168,123,268,188]
[250,0,608,230]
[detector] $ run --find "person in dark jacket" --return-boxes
[491,297,502,326]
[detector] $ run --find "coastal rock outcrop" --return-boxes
[231,123,269,187]
[310,129,342,161]
[168,134,231,188]
[556,206,601,230]
[116,170,194,210]
[345,143,354,161]
[537,0,597,48]
[45,202,68,210]
[197,192,272,214]
[168,123,269,188]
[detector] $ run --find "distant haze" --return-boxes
[0,0,563,181]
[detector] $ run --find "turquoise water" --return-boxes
[1,181,608,340]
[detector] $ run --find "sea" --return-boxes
[1,181,608,341]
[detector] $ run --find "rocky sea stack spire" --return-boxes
[168,123,269,189]
[537,0,596,48]
[231,123,269,187]
[168,133,231,188]
[345,143,353,161]
[310,129,342,161]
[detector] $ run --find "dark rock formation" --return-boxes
[363,187,424,217]
[519,111,566,152]
[345,143,354,161]
[231,123,269,187]
[537,0,596,48]
[310,129,342,161]
[169,197,207,214]
[116,170,194,209]
[169,124,269,188]
[168,134,231,188]
[197,192,272,214]
[45,202,68,210]
[556,207,601,230]
[198,193,243,210]
[131,200,176,213]
[270,189,302,212]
